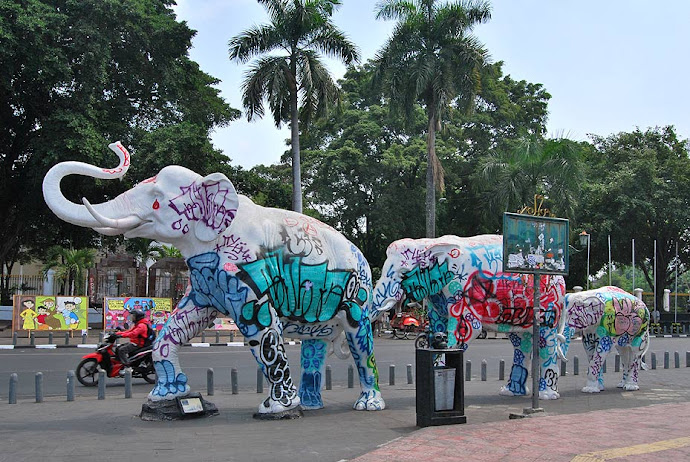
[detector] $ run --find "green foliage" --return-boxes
[0,0,239,280]
[578,127,690,304]
[41,246,96,295]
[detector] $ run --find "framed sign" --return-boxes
[503,212,569,275]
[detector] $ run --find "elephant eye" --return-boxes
[152,199,160,210]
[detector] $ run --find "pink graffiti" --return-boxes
[567,297,605,329]
[613,297,645,336]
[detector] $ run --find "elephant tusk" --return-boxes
[82,198,143,229]
[93,227,125,236]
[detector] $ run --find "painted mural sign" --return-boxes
[13,295,89,332]
[502,212,569,276]
[103,297,173,333]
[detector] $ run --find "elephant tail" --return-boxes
[329,332,350,360]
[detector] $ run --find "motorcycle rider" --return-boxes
[113,309,153,374]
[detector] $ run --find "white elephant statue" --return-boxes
[372,234,570,399]
[43,142,385,415]
[558,286,650,393]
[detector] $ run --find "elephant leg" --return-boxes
[616,344,632,388]
[340,312,385,411]
[539,326,560,400]
[149,301,217,401]
[582,332,611,393]
[298,339,328,410]
[499,332,530,396]
[247,325,300,414]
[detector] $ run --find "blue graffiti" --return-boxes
[152,359,188,398]
[400,261,454,301]
[185,252,256,337]
[506,364,528,395]
[298,339,327,408]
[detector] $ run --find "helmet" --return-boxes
[130,309,146,322]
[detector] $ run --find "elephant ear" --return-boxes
[192,173,239,243]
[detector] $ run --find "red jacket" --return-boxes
[118,318,151,347]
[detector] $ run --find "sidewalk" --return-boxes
[1,358,689,462]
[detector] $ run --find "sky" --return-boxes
[173,0,690,169]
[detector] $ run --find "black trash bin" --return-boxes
[415,348,466,427]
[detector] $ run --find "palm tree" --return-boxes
[374,0,491,237]
[478,136,585,221]
[229,0,360,213]
[42,246,96,296]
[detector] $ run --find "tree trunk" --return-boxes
[290,90,303,213]
[425,115,437,238]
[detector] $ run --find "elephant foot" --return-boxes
[623,383,639,391]
[498,385,527,397]
[581,384,601,393]
[149,360,190,402]
[257,395,301,414]
[353,390,385,411]
[539,389,560,400]
[300,401,324,411]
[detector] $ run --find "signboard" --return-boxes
[13,295,89,332]
[103,297,173,333]
[503,212,569,276]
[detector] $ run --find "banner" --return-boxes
[103,297,174,333]
[13,295,89,332]
[503,212,570,275]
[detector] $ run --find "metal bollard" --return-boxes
[67,370,75,401]
[465,360,471,381]
[35,372,43,403]
[481,360,487,381]
[615,354,620,372]
[231,368,238,394]
[603,359,607,373]
[30,332,35,346]
[82,332,87,344]
[98,370,106,399]
[574,356,579,375]
[12,331,17,346]
[687,351,690,367]
[215,331,220,344]
[326,365,332,390]
[65,332,70,345]
[207,368,214,396]
[675,351,680,368]
[201,332,206,343]
[99,332,105,343]
[499,359,505,381]
[256,368,264,393]
[9,373,18,404]
[389,365,395,386]
[664,351,669,369]
[407,364,413,385]
[560,360,566,377]
[124,368,132,398]
[347,364,354,388]
[651,352,657,370]
[48,332,53,344]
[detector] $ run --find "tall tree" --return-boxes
[229,0,360,213]
[581,127,690,309]
[0,0,239,296]
[374,0,491,237]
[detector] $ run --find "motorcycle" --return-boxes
[76,333,156,387]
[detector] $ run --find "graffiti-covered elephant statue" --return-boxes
[43,142,384,415]
[557,286,650,393]
[372,234,569,399]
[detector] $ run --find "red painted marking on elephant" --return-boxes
[303,222,317,236]
[152,199,160,210]
[115,143,131,166]
[284,217,299,227]
[141,176,157,184]
[449,248,461,258]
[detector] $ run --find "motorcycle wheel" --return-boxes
[76,358,100,387]
[414,333,429,349]
[139,359,157,384]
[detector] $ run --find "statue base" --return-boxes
[253,408,304,420]
[140,392,219,421]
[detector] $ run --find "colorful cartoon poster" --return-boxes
[103,297,173,332]
[13,295,88,331]
[210,317,239,331]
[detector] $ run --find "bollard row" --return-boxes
[7,351,689,404]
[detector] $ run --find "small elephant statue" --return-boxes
[43,142,385,415]
[557,286,650,393]
[372,234,569,399]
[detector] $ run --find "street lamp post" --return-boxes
[579,231,590,290]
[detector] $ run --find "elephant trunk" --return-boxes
[555,297,570,362]
[43,142,132,229]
